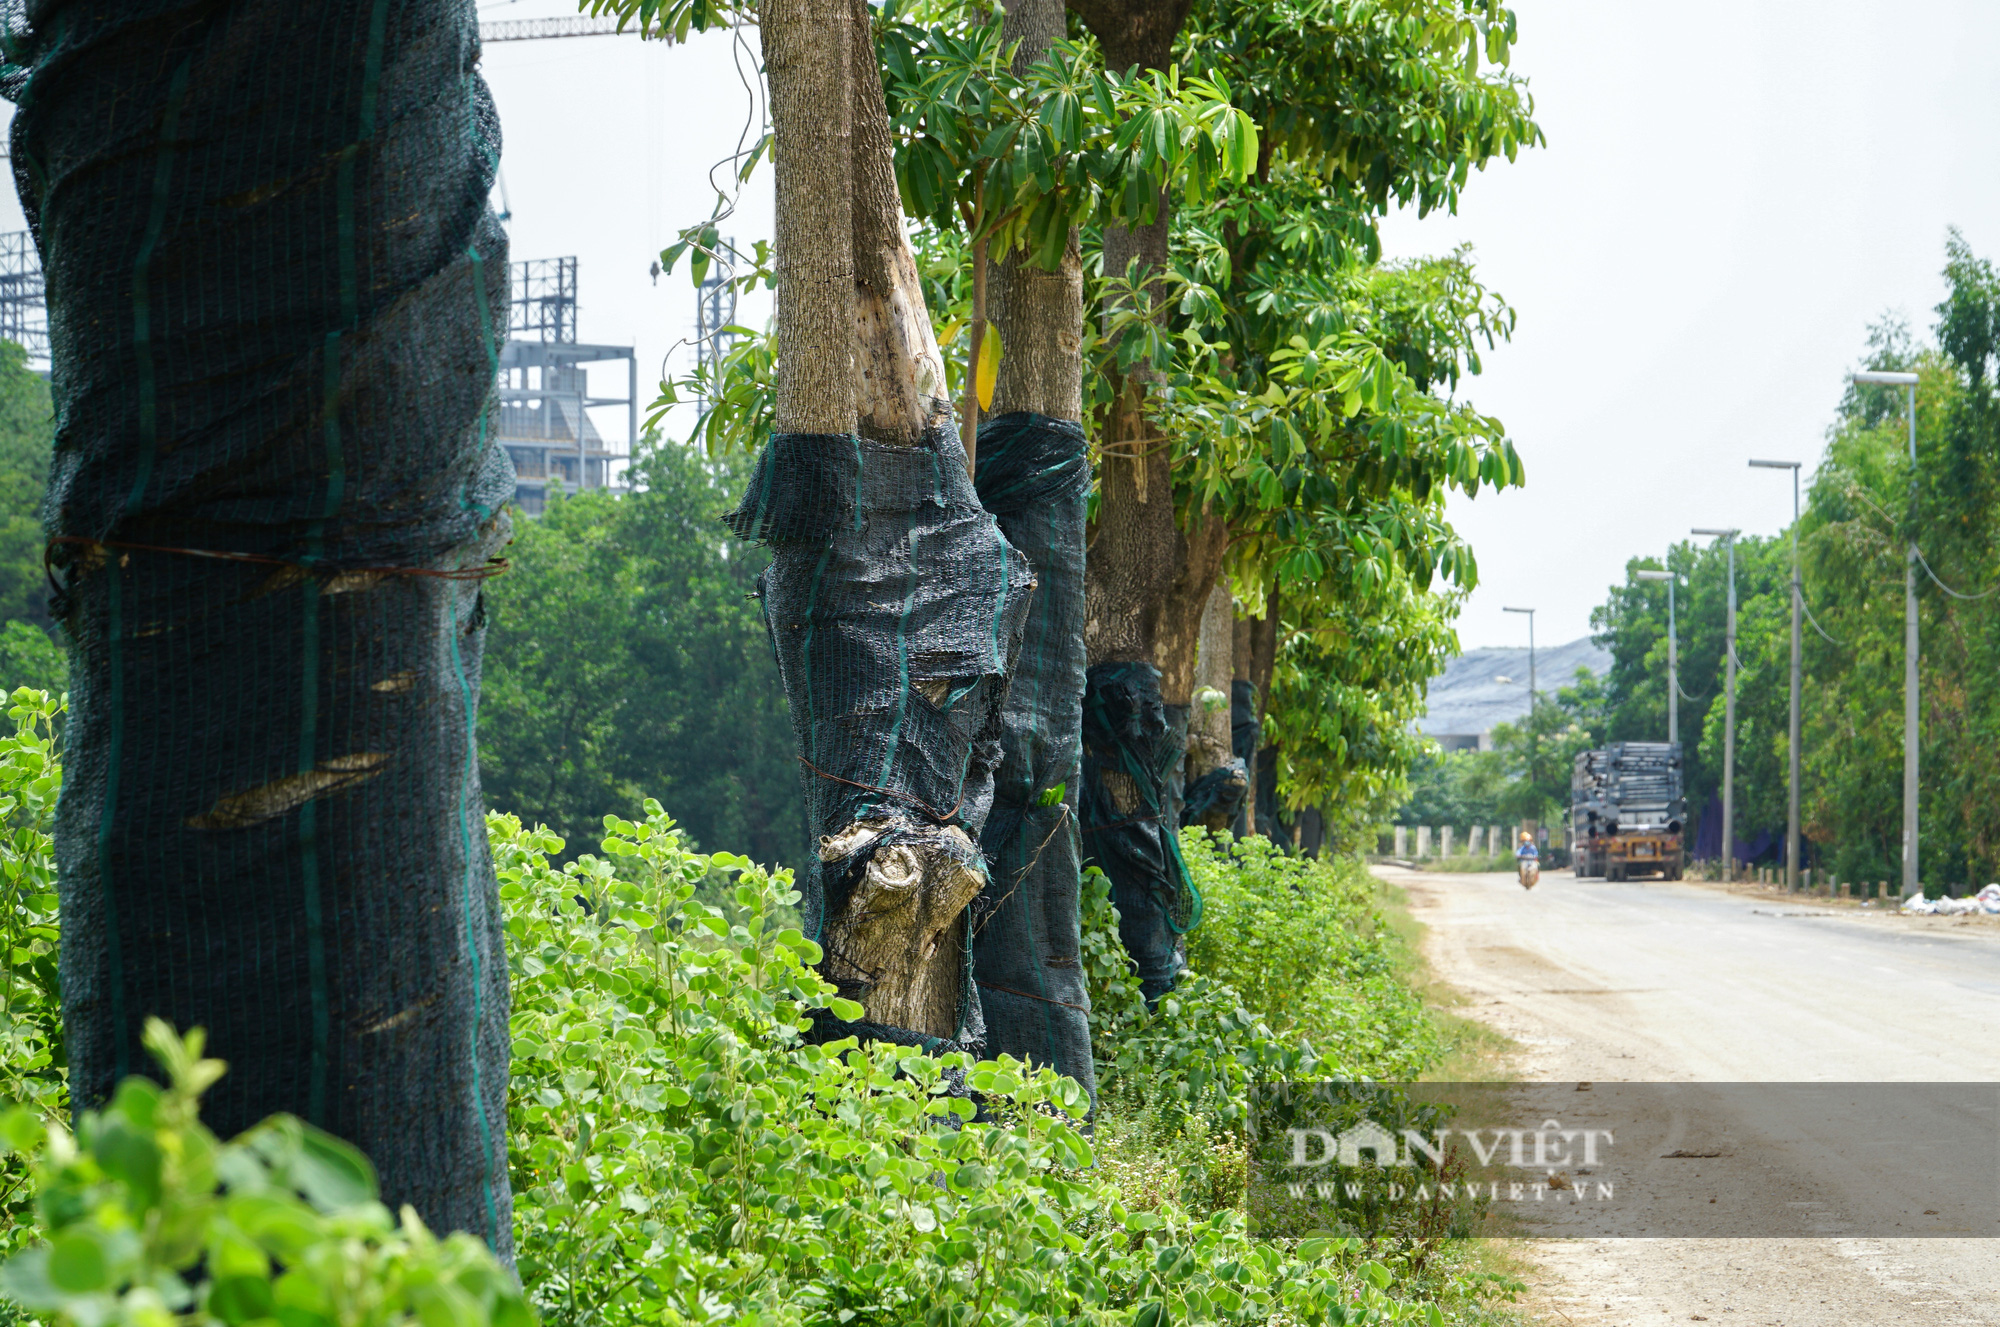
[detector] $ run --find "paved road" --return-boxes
[1387,865,2000,1325]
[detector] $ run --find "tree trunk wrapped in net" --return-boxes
[1229,678,1260,838]
[1079,661,1201,1003]
[968,412,1094,1098]
[8,0,515,1253]
[727,422,1031,1050]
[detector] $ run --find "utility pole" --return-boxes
[1635,568,1676,744]
[1694,528,1739,877]
[1503,604,1538,829]
[1503,605,1537,709]
[1750,459,1803,891]
[1852,371,1921,898]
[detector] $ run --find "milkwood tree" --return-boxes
[632,0,1255,1042]
[9,0,516,1250]
[734,0,1040,1044]
[617,0,1538,996]
[1065,0,1538,869]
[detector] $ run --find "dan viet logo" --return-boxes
[1281,1117,1618,1204]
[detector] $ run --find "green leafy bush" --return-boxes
[1179,834,1442,1082]
[0,695,1492,1326]
[496,805,1448,1326]
[0,1019,531,1327]
[0,689,63,1268]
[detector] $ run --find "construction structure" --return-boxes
[693,241,739,399]
[0,235,635,511]
[497,256,637,515]
[0,231,49,369]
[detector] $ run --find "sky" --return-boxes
[1377,0,2000,648]
[5,1,1995,653]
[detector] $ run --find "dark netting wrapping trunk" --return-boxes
[968,413,1093,1098]
[727,424,1031,1051]
[1229,679,1258,838]
[1181,757,1247,831]
[1254,745,1280,841]
[1079,662,1200,1003]
[9,0,515,1251]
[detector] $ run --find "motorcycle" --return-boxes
[1517,856,1540,890]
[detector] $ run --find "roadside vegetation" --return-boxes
[1589,234,2000,888]
[0,688,1531,1326]
[0,0,1548,1319]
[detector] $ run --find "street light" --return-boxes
[1851,370,1921,898]
[1502,605,1538,846]
[1693,528,1740,877]
[1749,459,1803,892]
[1634,569,1677,745]
[1502,606,1536,710]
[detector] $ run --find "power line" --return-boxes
[1913,544,2000,601]
[1800,589,1843,646]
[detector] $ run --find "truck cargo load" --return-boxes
[1572,742,1686,881]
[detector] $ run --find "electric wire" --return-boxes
[1800,588,1843,646]
[1913,543,2000,601]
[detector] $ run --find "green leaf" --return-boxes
[46,1233,108,1294]
[827,997,865,1022]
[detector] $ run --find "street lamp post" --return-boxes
[1634,569,1677,745]
[1502,605,1536,709]
[1750,459,1803,892]
[1851,370,1921,899]
[1693,528,1739,877]
[1502,605,1538,842]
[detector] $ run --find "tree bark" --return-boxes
[758,0,1023,1044]
[848,0,947,445]
[1067,0,1193,75]
[1249,592,1279,724]
[1075,10,1209,704]
[987,1,1082,422]
[1188,580,1233,777]
[766,0,856,436]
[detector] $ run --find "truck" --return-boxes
[1571,742,1686,881]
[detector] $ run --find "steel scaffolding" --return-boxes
[497,257,636,515]
[0,232,48,366]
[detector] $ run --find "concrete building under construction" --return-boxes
[497,256,636,515]
[0,236,636,516]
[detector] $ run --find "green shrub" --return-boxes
[496,805,1447,1326]
[0,689,62,1270]
[0,1019,531,1327]
[1179,833,1442,1081]
[0,694,1491,1326]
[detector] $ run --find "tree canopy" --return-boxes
[477,439,808,866]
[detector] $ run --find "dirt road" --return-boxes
[1386,865,2000,1325]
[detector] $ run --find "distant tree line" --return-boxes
[1589,231,2000,887]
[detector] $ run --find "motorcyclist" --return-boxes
[1515,830,1540,889]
